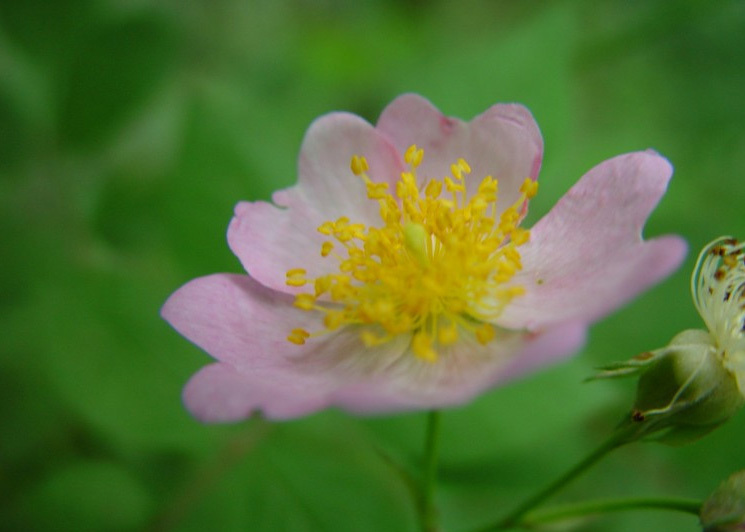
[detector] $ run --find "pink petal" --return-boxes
[491,321,588,385]
[162,274,586,420]
[376,93,543,210]
[228,112,404,294]
[183,363,332,421]
[161,273,309,370]
[498,151,688,329]
[277,111,405,217]
[163,273,420,420]
[162,273,410,372]
[227,201,332,295]
[333,321,587,413]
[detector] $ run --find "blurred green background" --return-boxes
[2,0,744,530]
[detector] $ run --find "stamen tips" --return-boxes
[286,268,308,287]
[288,328,310,345]
[412,332,438,362]
[405,145,424,167]
[520,178,539,199]
[475,323,496,345]
[350,155,369,176]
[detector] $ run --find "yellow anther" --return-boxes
[405,145,417,164]
[520,178,539,199]
[498,207,520,233]
[478,176,498,200]
[445,177,465,193]
[495,259,517,279]
[350,155,369,176]
[457,158,471,174]
[502,245,521,264]
[400,172,417,191]
[349,223,366,240]
[425,180,443,198]
[450,158,471,181]
[361,329,388,347]
[323,310,345,330]
[404,145,424,167]
[287,328,310,345]
[412,331,437,362]
[438,322,458,345]
[314,276,332,296]
[285,268,307,287]
[507,285,526,297]
[450,163,463,181]
[317,221,334,235]
[413,148,424,167]
[511,228,530,246]
[366,182,389,199]
[475,323,496,345]
[329,277,353,300]
[320,241,334,257]
[333,216,350,230]
[293,294,316,310]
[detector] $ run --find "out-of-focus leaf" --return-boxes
[24,264,223,454]
[19,460,153,532]
[170,418,417,532]
[0,0,97,59]
[57,12,178,149]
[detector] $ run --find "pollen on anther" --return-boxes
[511,228,530,246]
[286,268,307,287]
[520,178,539,199]
[287,328,310,345]
[350,155,369,175]
[438,322,458,346]
[294,294,316,310]
[456,158,471,175]
[475,323,496,345]
[404,145,423,167]
[412,332,437,362]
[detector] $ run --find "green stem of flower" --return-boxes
[420,410,442,532]
[472,421,639,532]
[522,496,701,527]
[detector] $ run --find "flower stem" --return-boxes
[472,421,639,532]
[420,410,442,532]
[522,496,701,527]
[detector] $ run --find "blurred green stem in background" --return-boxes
[471,421,641,532]
[420,410,442,532]
[519,496,701,529]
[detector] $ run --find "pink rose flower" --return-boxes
[162,94,687,422]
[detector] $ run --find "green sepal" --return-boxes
[594,329,745,446]
[589,350,664,381]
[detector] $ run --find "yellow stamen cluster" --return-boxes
[285,145,538,362]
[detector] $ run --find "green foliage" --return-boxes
[2,1,744,531]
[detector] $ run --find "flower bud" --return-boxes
[593,237,745,444]
[700,470,745,531]
[629,329,743,443]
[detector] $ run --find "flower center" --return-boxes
[285,145,538,362]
